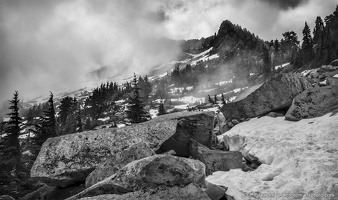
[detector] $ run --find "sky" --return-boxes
[0,0,337,105]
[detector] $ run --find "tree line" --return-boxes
[0,74,153,198]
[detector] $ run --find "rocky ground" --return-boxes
[5,69,337,200]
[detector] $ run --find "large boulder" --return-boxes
[67,155,206,199]
[154,111,215,156]
[31,111,214,187]
[221,73,312,119]
[327,77,338,86]
[189,140,242,175]
[77,183,211,200]
[203,181,227,200]
[86,142,155,188]
[285,85,338,121]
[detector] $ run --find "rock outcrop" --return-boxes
[202,181,227,200]
[221,73,312,119]
[189,140,242,175]
[67,155,206,199]
[85,142,155,188]
[0,195,15,200]
[77,183,211,200]
[327,77,338,85]
[31,111,214,187]
[285,85,338,121]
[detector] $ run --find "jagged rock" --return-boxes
[265,111,284,118]
[76,183,211,200]
[67,155,206,199]
[221,135,261,169]
[31,111,214,187]
[21,184,85,200]
[222,135,246,151]
[203,181,227,200]
[0,195,15,200]
[86,142,155,188]
[327,77,338,86]
[221,73,312,119]
[189,140,242,175]
[154,111,214,156]
[285,85,338,121]
[330,59,338,66]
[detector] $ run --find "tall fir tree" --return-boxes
[126,73,149,123]
[76,103,83,132]
[0,91,23,176]
[221,94,226,105]
[208,95,214,104]
[313,16,325,65]
[301,22,315,65]
[31,92,57,155]
[214,95,218,104]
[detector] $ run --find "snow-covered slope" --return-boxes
[208,113,338,200]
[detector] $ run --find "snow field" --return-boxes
[207,113,338,200]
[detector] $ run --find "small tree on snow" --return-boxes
[208,95,214,104]
[158,102,166,116]
[221,94,226,105]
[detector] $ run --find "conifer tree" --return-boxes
[214,95,218,104]
[31,92,57,154]
[0,91,23,176]
[221,94,226,105]
[126,73,148,123]
[76,103,83,132]
[158,102,166,116]
[301,22,315,65]
[208,95,214,104]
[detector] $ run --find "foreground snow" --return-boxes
[207,113,338,200]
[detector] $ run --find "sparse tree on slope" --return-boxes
[31,92,57,155]
[158,102,166,116]
[126,73,149,123]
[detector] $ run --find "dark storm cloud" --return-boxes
[259,0,309,10]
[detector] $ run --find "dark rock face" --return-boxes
[285,85,338,121]
[31,111,214,187]
[85,142,155,188]
[0,195,15,200]
[76,183,211,200]
[154,111,215,156]
[67,155,206,199]
[327,77,338,86]
[221,73,312,119]
[202,181,227,200]
[189,140,242,175]
[21,184,86,200]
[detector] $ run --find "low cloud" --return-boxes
[0,0,336,106]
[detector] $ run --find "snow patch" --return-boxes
[274,62,290,70]
[208,113,338,199]
[186,47,213,58]
[97,117,110,122]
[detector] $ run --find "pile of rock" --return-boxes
[221,72,338,124]
[26,111,241,200]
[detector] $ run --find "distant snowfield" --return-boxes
[207,113,338,199]
[186,47,213,58]
[275,62,290,70]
